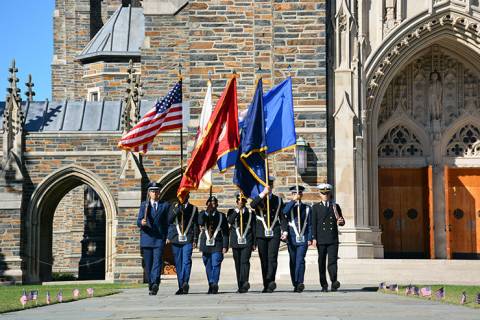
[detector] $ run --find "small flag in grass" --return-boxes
[379,282,386,290]
[476,293,480,304]
[435,287,445,299]
[388,284,398,293]
[73,288,80,299]
[413,286,420,296]
[420,287,432,298]
[46,291,51,304]
[86,287,94,297]
[57,290,63,303]
[405,285,412,295]
[31,290,38,305]
[460,291,467,305]
[20,289,27,307]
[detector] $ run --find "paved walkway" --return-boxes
[2,282,479,320]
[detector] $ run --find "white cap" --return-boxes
[316,183,332,192]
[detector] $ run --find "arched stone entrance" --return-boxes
[25,166,117,283]
[365,12,480,259]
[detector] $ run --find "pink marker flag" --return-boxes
[20,290,27,307]
[73,288,80,299]
[86,287,94,297]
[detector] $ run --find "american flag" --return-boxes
[405,285,412,295]
[435,287,445,299]
[413,286,420,296]
[388,284,398,293]
[73,288,80,299]
[86,287,94,297]
[118,81,183,153]
[31,290,38,301]
[460,291,467,305]
[379,282,386,290]
[420,287,432,298]
[20,289,27,307]
[46,291,51,304]
[57,290,63,303]
[477,293,480,304]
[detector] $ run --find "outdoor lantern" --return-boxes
[296,136,308,174]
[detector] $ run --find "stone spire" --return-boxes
[121,59,142,133]
[25,74,35,102]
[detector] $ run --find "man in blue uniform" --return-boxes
[250,177,287,293]
[198,195,229,294]
[168,194,199,295]
[312,183,345,292]
[227,192,256,293]
[283,185,312,293]
[137,182,170,295]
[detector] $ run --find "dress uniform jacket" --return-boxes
[136,200,170,247]
[311,201,343,244]
[168,202,199,245]
[227,207,256,248]
[250,194,287,238]
[198,210,229,253]
[283,201,312,245]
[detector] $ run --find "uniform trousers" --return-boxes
[317,243,339,288]
[256,237,280,288]
[172,243,193,288]
[202,252,224,285]
[287,243,308,286]
[232,247,252,288]
[142,243,165,287]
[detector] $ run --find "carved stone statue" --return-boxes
[429,71,443,121]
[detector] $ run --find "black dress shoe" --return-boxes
[175,288,184,295]
[293,286,298,293]
[241,282,250,293]
[149,290,153,296]
[211,283,219,294]
[321,286,328,292]
[266,281,276,293]
[151,284,159,295]
[262,288,268,293]
[207,284,213,294]
[297,283,305,293]
[182,283,189,294]
[331,281,340,292]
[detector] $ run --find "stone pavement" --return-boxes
[2,282,479,320]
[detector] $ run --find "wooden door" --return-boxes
[379,168,429,258]
[447,168,480,259]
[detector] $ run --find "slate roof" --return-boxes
[0,100,155,132]
[77,6,144,62]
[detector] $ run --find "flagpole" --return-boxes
[178,63,185,232]
[289,64,301,237]
[208,70,213,200]
[257,65,271,230]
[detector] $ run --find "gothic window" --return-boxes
[378,125,424,157]
[446,124,480,157]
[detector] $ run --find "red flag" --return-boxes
[177,76,239,203]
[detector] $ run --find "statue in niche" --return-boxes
[429,71,443,122]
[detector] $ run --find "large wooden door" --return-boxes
[379,168,430,258]
[446,168,480,259]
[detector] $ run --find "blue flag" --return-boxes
[233,79,267,198]
[264,77,296,154]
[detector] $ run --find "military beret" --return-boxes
[317,183,332,192]
[147,182,161,191]
[289,185,305,192]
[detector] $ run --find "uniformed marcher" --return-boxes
[136,182,170,295]
[311,183,345,292]
[227,192,256,293]
[167,194,199,295]
[198,195,229,294]
[250,177,287,293]
[283,185,312,292]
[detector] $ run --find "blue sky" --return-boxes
[0,1,54,101]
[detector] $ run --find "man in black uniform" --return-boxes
[283,185,312,293]
[198,195,229,294]
[167,194,199,295]
[250,177,287,293]
[311,183,345,292]
[227,192,256,293]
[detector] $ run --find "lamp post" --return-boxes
[296,136,308,174]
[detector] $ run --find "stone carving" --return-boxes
[378,125,424,157]
[429,71,443,122]
[384,0,398,35]
[446,124,480,157]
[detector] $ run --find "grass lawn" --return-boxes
[0,283,144,314]
[379,284,480,309]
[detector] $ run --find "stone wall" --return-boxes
[51,186,84,277]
